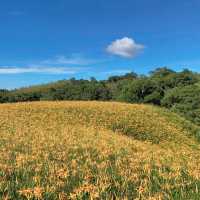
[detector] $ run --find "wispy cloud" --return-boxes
[0,54,111,75]
[0,54,96,74]
[42,54,98,65]
[106,37,145,58]
[8,11,24,16]
[0,66,84,74]
[102,69,132,75]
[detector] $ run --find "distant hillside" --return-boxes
[1,101,200,199]
[1,67,200,125]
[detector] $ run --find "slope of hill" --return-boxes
[1,68,200,128]
[0,101,200,199]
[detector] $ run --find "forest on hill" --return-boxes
[0,67,200,126]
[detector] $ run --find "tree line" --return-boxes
[1,67,200,125]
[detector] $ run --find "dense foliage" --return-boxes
[1,67,200,125]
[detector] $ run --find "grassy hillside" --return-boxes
[1,68,200,127]
[0,101,200,199]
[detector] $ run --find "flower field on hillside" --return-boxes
[0,101,200,199]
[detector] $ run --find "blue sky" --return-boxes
[1,0,200,89]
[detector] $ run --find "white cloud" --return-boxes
[0,66,83,74]
[106,37,145,58]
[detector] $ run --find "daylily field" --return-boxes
[0,101,200,199]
